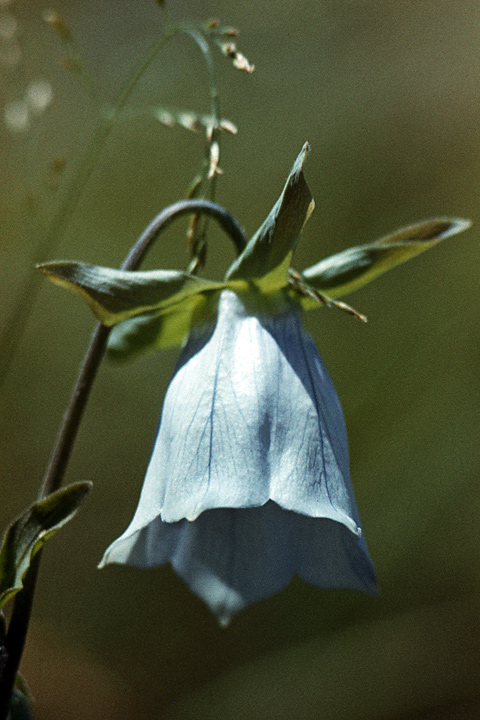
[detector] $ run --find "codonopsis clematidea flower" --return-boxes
[39,143,470,623]
[100,287,377,623]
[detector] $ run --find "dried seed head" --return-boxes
[185,174,203,200]
[43,9,72,42]
[219,119,238,135]
[221,26,238,37]
[219,41,254,73]
[156,109,175,127]
[26,79,53,113]
[4,99,29,132]
[186,214,200,253]
[233,52,254,73]
[177,112,201,132]
[221,41,237,58]
[208,141,221,179]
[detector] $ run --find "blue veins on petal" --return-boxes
[128,289,358,526]
[100,289,377,622]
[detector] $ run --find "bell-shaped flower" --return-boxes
[99,288,378,623]
[39,143,470,623]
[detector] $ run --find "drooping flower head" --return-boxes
[99,287,378,623]
[40,144,470,623]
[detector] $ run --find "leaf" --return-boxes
[0,482,92,610]
[107,289,220,360]
[298,217,471,305]
[8,690,34,720]
[108,314,172,361]
[38,261,223,326]
[8,675,34,720]
[225,143,314,288]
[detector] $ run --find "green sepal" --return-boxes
[225,143,315,288]
[107,288,221,360]
[297,217,471,306]
[38,261,223,326]
[0,482,92,610]
[108,313,174,361]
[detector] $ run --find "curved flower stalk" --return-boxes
[39,143,471,623]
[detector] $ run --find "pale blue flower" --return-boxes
[99,289,377,623]
[40,142,470,622]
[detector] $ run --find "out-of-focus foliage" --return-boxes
[1,1,479,719]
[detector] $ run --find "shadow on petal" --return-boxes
[101,501,377,625]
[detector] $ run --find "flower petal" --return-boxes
[100,501,377,624]
[100,288,377,619]
[104,289,366,531]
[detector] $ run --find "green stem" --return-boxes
[183,27,221,138]
[0,200,245,717]
[179,26,222,261]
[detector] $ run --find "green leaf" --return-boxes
[108,313,173,361]
[8,690,34,720]
[38,261,224,326]
[107,288,221,359]
[225,143,314,288]
[298,217,471,305]
[8,675,34,720]
[0,482,92,610]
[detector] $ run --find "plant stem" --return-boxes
[180,27,222,257]
[0,199,246,718]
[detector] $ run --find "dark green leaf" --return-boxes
[7,690,34,720]
[0,482,92,610]
[8,675,34,720]
[38,262,223,326]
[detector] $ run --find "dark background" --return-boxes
[1,1,479,718]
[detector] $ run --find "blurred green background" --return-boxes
[1,1,480,718]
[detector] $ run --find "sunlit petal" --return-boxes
[100,289,376,621]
